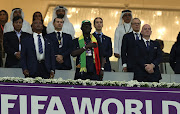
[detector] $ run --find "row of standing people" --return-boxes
[0,6,113,81]
[0,7,179,82]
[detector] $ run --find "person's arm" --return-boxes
[3,33,17,56]
[121,34,128,72]
[169,44,176,71]
[71,42,97,57]
[20,38,29,77]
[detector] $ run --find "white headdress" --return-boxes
[118,10,132,26]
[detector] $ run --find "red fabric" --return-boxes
[93,42,101,75]
[0,25,3,31]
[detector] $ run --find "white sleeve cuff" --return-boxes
[123,63,127,68]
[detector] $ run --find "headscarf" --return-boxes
[118,10,132,26]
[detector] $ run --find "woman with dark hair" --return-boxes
[0,10,8,67]
[170,32,180,74]
[32,11,47,36]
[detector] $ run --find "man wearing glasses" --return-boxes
[121,18,141,72]
[114,10,133,72]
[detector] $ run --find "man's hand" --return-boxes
[23,69,29,77]
[123,67,127,72]
[50,71,54,79]
[85,43,97,49]
[15,51,21,59]
[114,53,120,58]
[56,55,64,63]
[145,64,154,74]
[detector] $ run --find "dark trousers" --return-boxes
[30,61,50,79]
[74,68,101,81]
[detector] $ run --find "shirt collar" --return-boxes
[14,30,22,34]
[55,30,62,34]
[142,38,150,42]
[133,31,140,35]
[95,31,103,36]
[33,32,42,37]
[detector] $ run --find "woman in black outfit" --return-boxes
[170,32,180,74]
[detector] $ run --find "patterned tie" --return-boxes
[97,34,102,43]
[135,33,139,40]
[146,41,150,50]
[37,35,43,54]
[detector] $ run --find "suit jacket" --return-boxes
[121,32,142,71]
[46,32,73,70]
[134,39,162,82]
[93,32,112,71]
[3,31,30,67]
[21,34,55,76]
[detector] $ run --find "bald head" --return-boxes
[141,24,152,39]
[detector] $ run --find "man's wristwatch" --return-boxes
[101,67,104,71]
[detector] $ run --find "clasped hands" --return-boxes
[56,55,64,63]
[145,64,154,74]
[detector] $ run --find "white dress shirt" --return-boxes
[15,30,22,51]
[142,38,151,47]
[33,32,45,61]
[133,31,141,40]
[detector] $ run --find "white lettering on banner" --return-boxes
[71,97,101,114]
[1,94,180,113]
[125,99,143,114]
[146,100,152,114]
[1,94,18,114]
[162,100,180,114]
[20,95,27,114]
[101,98,124,114]
[31,95,48,114]
[46,96,66,114]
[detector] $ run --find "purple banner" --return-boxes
[0,82,180,114]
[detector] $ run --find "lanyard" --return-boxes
[123,24,131,33]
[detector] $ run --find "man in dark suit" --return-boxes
[121,18,141,72]
[134,24,162,82]
[93,17,112,71]
[3,16,30,68]
[46,17,73,70]
[21,19,55,79]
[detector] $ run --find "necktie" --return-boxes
[146,41,150,50]
[57,32,61,44]
[97,34,102,43]
[135,33,139,40]
[38,35,43,54]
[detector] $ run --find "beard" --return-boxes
[57,14,65,18]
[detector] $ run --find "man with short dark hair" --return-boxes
[71,20,104,80]
[93,17,112,71]
[4,8,32,34]
[114,10,133,71]
[46,17,73,70]
[121,18,142,72]
[3,16,30,68]
[21,20,55,79]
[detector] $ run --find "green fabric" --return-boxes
[78,35,87,72]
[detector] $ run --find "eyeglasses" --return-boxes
[132,23,141,25]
